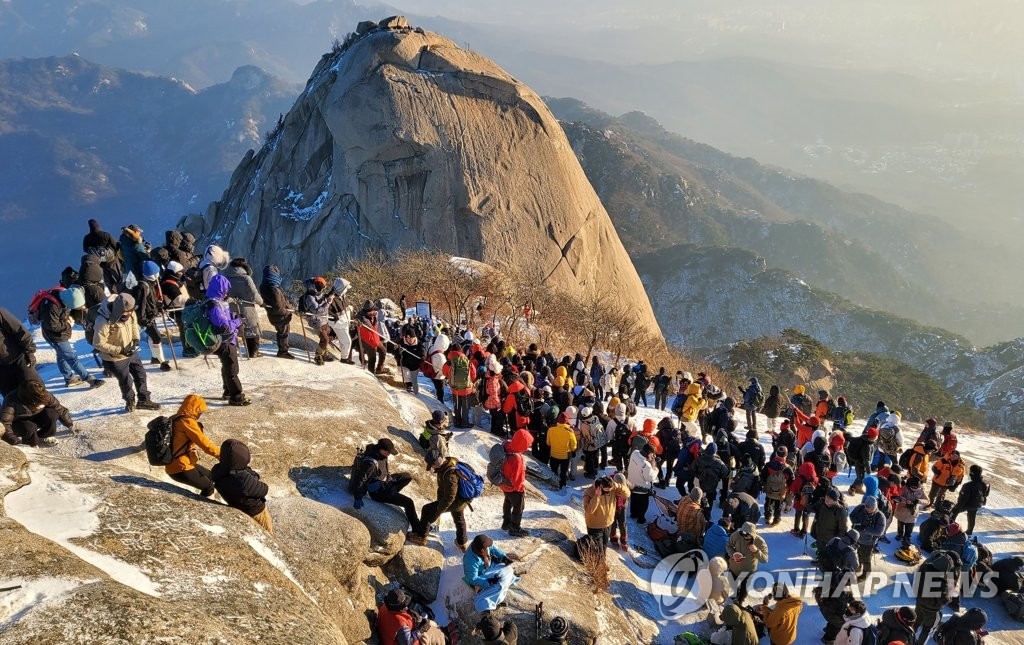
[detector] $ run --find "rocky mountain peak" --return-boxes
[191,18,661,337]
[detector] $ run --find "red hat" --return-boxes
[808,415,820,428]
[946,522,962,537]
[643,418,655,434]
[780,419,791,428]
[866,427,879,440]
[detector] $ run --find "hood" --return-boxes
[204,244,230,269]
[181,232,196,251]
[797,461,818,481]
[165,230,183,248]
[121,226,142,243]
[108,293,135,321]
[88,218,101,233]
[723,396,735,411]
[207,274,231,300]
[961,608,987,631]
[884,412,900,427]
[829,433,846,450]
[863,475,879,497]
[818,389,830,399]
[793,384,805,395]
[220,438,251,470]
[811,429,826,445]
[642,418,655,435]
[555,365,567,378]
[429,334,451,354]
[262,265,282,287]
[564,405,578,426]
[720,605,742,627]
[614,403,626,422]
[685,382,701,397]
[708,556,727,576]
[507,428,532,453]
[332,277,351,297]
[507,379,525,394]
[177,393,208,418]
[769,385,780,396]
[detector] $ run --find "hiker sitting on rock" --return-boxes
[463,534,520,612]
[211,438,272,533]
[0,379,74,447]
[375,588,446,645]
[351,437,419,532]
[166,394,220,497]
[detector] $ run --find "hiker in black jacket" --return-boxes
[37,288,104,389]
[737,428,767,471]
[77,253,108,309]
[82,218,118,256]
[259,265,294,359]
[351,438,418,530]
[0,307,38,397]
[211,439,272,533]
[950,464,990,536]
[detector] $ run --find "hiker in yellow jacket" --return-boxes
[582,476,626,552]
[759,583,803,645]
[681,382,705,423]
[547,412,577,490]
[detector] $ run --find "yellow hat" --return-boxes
[794,385,805,395]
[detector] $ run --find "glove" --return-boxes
[487,576,500,585]
[123,346,136,357]
[353,498,364,510]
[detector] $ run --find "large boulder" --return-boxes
[198,21,661,339]
[342,500,412,567]
[381,543,444,602]
[0,453,348,644]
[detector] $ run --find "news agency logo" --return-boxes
[651,550,710,619]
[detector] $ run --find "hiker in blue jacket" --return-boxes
[462,534,520,612]
[205,274,249,406]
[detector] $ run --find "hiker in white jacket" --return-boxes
[627,444,657,524]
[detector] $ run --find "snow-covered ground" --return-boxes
[3,326,1024,643]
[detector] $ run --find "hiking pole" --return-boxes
[294,312,313,363]
[161,312,179,371]
[0,585,22,593]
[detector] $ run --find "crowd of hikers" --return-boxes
[0,219,1016,644]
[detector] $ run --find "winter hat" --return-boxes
[776,446,788,458]
[897,606,917,625]
[924,439,938,452]
[924,418,936,427]
[579,406,594,419]
[907,476,921,489]
[706,442,718,456]
[813,436,827,451]
[837,396,847,406]
[723,397,735,411]
[808,415,821,428]
[865,427,879,440]
[141,261,160,281]
[643,418,655,433]
[609,396,620,409]
[845,529,860,544]
[166,260,184,275]
[942,421,954,432]
[556,412,568,424]
[431,410,446,424]
[826,488,841,501]
[477,615,503,640]
[863,496,878,510]
[779,419,791,429]
[793,385,805,395]
[818,390,829,399]
[739,522,756,537]
[549,617,569,638]
[384,588,408,610]
[946,522,962,537]
[332,277,350,296]
[689,488,703,503]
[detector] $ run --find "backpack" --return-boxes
[347,446,376,494]
[765,468,788,499]
[796,478,815,508]
[182,266,205,299]
[143,415,186,466]
[27,288,63,326]
[486,443,510,487]
[514,389,534,417]
[83,305,102,346]
[675,436,702,471]
[1001,590,1024,622]
[182,300,221,354]
[454,461,484,500]
[877,424,900,454]
[898,447,915,470]
[450,355,471,390]
[612,420,632,456]
[845,623,879,645]
[916,550,963,599]
[60,266,80,289]
[819,538,849,573]
[630,433,650,454]
[831,450,848,474]
[484,377,502,409]
[753,389,765,409]
[732,469,757,496]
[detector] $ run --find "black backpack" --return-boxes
[514,390,534,417]
[348,446,376,494]
[144,415,186,466]
[182,266,205,300]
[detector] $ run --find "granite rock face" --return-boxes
[196,18,661,338]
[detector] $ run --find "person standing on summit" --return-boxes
[119,224,148,280]
[205,274,250,406]
[739,377,763,431]
[82,219,118,256]
[259,265,294,359]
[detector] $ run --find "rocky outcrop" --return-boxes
[194,18,661,338]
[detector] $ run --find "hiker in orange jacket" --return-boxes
[166,394,221,497]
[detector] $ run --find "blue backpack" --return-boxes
[455,461,484,500]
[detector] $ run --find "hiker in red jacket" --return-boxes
[500,428,533,537]
[501,375,531,436]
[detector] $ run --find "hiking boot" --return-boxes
[137,399,161,411]
[618,537,629,551]
[406,532,427,546]
[221,391,230,400]
[277,351,295,359]
[790,529,806,538]
[501,522,511,532]
[878,536,891,544]
[124,399,136,413]
[86,377,105,389]
[200,487,215,498]
[150,358,162,365]
[159,361,172,371]
[314,354,325,366]
[510,528,530,537]
[228,395,252,407]
[65,376,84,387]
[322,353,336,362]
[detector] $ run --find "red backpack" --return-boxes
[27,287,64,326]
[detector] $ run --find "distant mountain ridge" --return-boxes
[547,98,1024,346]
[0,54,298,307]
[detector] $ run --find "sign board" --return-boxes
[415,301,432,319]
